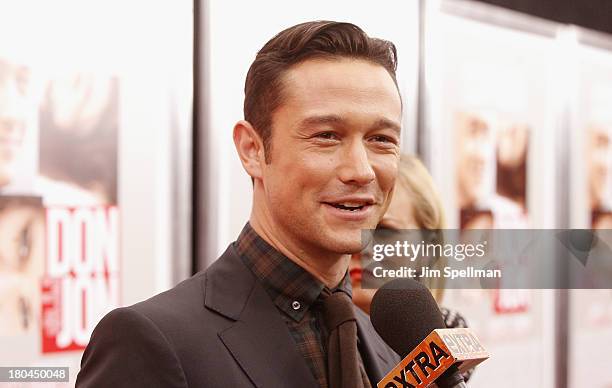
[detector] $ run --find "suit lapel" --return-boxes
[355,309,401,384]
[205,245,318,388]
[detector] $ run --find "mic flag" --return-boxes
[377,328,488,388]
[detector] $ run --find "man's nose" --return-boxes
[337,141,375,186]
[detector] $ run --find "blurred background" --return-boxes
[0,0,611,386]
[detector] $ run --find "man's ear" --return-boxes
[233,120,265,180]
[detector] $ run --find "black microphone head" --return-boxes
[370,278,445,358]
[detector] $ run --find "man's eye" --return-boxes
[370,135,396,144]
[315,132,339,140]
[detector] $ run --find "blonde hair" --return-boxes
[397,155,446,230]
[396,154,447,302]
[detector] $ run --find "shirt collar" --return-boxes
[235,222,353,322]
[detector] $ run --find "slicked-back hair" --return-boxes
[244,21,399,162]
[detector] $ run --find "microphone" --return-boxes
[370,279,489,388]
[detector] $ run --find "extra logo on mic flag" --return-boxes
[378,328,489,388]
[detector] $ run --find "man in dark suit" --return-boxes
[77,20,403,387]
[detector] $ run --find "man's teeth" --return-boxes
[332,202,366,211]
[340,202,363,207]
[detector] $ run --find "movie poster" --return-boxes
[0,53,121,355]
[0,58,42,341]
[455,108,529,230]
[569,40,612,388]
[579,51,612,229]
[425,8,557,387]
[38,73,120,353]
[577,42,612,326]
[442,35,533,230]
[426,6,561,231]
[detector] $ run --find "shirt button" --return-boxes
[292,301,301,310]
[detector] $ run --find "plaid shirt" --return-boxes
[235,223,364,388]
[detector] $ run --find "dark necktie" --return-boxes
[322,290,371,388]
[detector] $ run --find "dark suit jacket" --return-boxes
[76,244,400,387]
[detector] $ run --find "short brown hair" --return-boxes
[244,21,399,162]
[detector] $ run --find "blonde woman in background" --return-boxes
[349,154,474,380]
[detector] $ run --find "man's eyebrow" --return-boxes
[297,115,401,133]
[297,115,343,130]
[371,118,401,134]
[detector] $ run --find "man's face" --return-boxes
[0,81,27,187]
[260,58,401,256]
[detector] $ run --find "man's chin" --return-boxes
[322,229,368,255]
